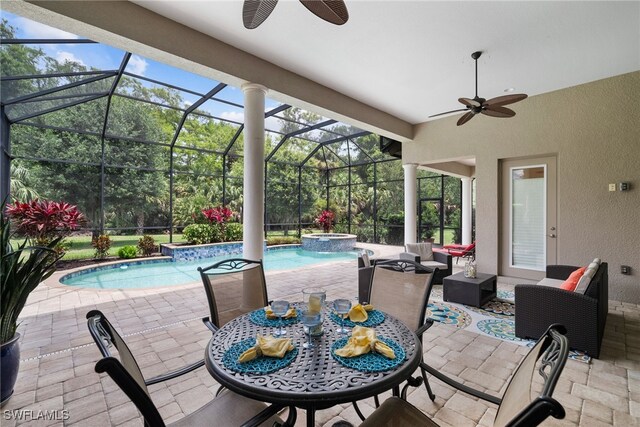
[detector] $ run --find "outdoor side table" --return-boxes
[443,272,497,307]
[204,304,422,426]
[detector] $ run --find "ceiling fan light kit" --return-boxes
[430,51,528,126]
[243,0,349,29]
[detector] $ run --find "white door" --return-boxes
[500,156,557,280]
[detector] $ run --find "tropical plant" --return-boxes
[182,224,221,245]
[9,164,39,202]
[117,245,138,259]
[315,210,335,233]
[137,235,157,257]
[91,234,111,259]
[202,206,233,240]
[5,200,85,246]
[1,206,62,343]
[202,206,233,224]
[266,236,301,245]
[225,222,243,242]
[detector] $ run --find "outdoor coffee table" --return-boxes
[443,272,497,307]
[204,303,422,426]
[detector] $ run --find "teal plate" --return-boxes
[222,338,298,374]
[249,308,300,327]
[329,309,385,328]
[331,336,405,373]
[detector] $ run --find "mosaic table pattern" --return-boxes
[205,302,421,425]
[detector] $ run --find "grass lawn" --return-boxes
[9,234,186,261]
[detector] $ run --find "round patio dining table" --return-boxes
[204,303,422,426]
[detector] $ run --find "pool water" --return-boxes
[61,248,361,290]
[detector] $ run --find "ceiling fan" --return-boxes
[430,51,528,126]
[243,0,349,29]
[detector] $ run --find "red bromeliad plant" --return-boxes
[202,206,234,241]
[6,200,85,246]
[315,210,335,233]
[202,206,233,225]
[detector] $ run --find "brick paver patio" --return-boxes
[3,243,639,426]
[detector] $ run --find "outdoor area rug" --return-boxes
[427,286,591,363]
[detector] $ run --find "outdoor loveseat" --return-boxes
[399,243,452,284]
[515,260,608,358]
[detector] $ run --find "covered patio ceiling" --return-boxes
[133,1,640,124]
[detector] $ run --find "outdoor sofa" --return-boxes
[515,259,608,358]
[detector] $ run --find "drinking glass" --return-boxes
[333,299,352,335]
[271,300,290,337]
[301,311,322,349]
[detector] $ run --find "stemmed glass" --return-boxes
[301,310,322,349]
[271,300,290,337]
[333,299,352,335]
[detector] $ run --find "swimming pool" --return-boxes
[60,248,364,290]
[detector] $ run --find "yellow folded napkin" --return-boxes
[347,303,374,322]
[238,335,295,363]
[264,306,297,319]
[334,326,395,359]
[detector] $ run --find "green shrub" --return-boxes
[267,236,300,246]
[183,224,222,245]
[117,245,138,259]
[225,222,243,241]
[91,234,111,259]
[137,235,157,256]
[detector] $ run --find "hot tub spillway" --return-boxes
[300,233,357,252]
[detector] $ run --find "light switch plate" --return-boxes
[609,183,617,191]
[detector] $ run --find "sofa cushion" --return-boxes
[560,267,586,291]
[406,243,434,261]
[537,278,566,288]
[419,260,448,271]
[575,267,597,294]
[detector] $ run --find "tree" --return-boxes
[9,163,39,202]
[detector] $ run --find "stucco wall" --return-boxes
[405,71,640,303]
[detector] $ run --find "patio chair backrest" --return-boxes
[198,258,269,328]
[369,259,436,332]
[86,310,165,427]
[493,325,569,427]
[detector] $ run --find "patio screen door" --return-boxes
[500,156,557,280]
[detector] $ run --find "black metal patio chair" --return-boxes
[197,258,269,333]
[352,259,438,420]
[86,310,295,427]
[362,324,570,427]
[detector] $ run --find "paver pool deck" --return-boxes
[4,243,639,426]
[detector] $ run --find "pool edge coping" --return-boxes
[49,245,373,293]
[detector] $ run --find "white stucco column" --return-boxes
[461,177,473,245]
[403,164,417,246]
[242,83,267,260]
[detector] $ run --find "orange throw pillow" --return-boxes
[560,267,587,291]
